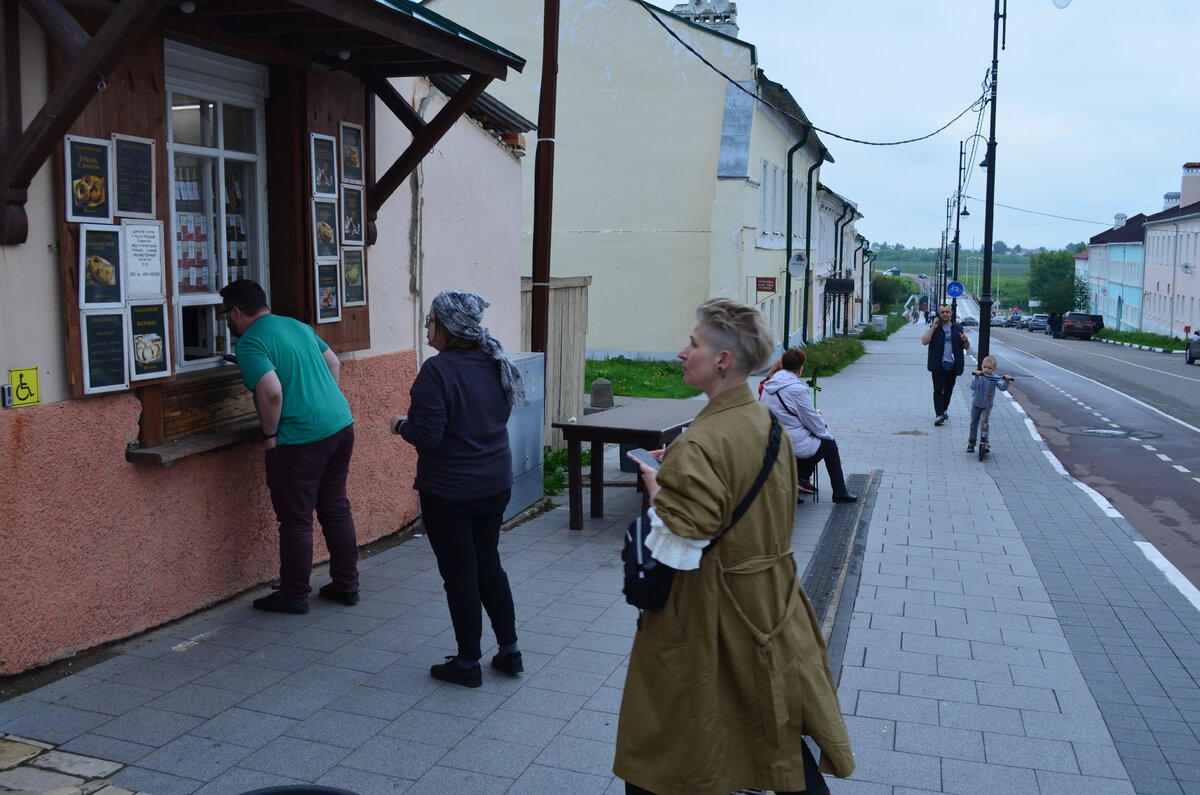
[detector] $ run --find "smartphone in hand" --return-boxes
[626,448,661,471]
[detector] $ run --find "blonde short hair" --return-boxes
[695,298,774,375]
[981,355,997,368]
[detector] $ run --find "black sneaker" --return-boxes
[431,656,482,688]
[252,592,309,614]
[318,583,360,606]
[966,441,975,453]
[934,415,946,426]
[491,651,524,677]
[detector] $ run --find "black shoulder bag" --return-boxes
[622,413,782,612]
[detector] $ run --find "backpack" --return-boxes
[621,414,782,612]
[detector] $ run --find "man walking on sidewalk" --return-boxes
[220,279,360,614]
[922,303,970,426]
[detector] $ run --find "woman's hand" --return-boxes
[391,414,407,434]
[635,448,664,505]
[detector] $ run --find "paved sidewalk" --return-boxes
[3,321,1199,794]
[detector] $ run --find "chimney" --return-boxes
[1114,213,1127,227]
[1182,162,1200,208]
[1164,192,1181,211]
[669,1,740,37]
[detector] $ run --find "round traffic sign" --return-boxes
[946,280,964,298]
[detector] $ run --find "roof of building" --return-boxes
[1089,213,1149,245]
[1143,200,1200,227]
[428,75,536,135]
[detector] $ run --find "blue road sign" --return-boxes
[946,281,964,298]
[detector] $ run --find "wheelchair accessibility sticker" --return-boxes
[9,367,39,407]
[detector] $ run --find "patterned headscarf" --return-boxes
[430,290,525,406]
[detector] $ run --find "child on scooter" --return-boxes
[966,356,1013,453]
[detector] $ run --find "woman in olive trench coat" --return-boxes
[615,299,854,795]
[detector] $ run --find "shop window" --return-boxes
[165,66,266,371]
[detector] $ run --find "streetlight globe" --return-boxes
[1052,0,1071,8]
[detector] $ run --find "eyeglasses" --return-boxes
[424,313,435,326]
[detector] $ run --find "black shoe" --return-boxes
[431,656,482,688]
[966,441,975,453]
[832,493,858,503]
[491,651,524,677]
[318,583,360,605]
[934,415,945,426]
[252,592,309,614]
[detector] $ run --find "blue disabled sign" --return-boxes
[946,280,964,298]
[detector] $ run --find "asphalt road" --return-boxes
[981,327,1200,588]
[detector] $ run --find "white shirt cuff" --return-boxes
[644,507,706,570]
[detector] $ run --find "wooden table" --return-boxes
[552,399,702,530]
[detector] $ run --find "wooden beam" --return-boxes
[368,72,490,216]
[17,0,90,55]
[366,74,425,136]
[4,0,164,191]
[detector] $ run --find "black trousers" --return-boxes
[797,438,848,496]
[420,488,516,662]
[931,370,959,416]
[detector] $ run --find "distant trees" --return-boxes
[1029,249,1084,314]
[993,240,1009,255]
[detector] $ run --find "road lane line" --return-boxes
[1135,542,1200,612]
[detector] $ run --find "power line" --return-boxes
[961,194,1111,226]
[636,0,985,148]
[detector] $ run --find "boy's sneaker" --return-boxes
[981,440,990,453]
[934,415,945,426]
[797,478,816,494]
[966,441,975,453]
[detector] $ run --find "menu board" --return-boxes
[313,198,338,260]
[79,225,125,308]
[342,248,366,306]
[112,134,156,219]
[82,310,129,394]
[123,221,165,299]
[341,184,364,246]
[316,261,341,324]
[65,135,113,224]
[311,133,338,198]
[341,122,363,185]
[129,302,171,381]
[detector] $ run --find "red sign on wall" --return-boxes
[756,277,776,292]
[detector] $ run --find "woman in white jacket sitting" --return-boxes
[761,348,858,503]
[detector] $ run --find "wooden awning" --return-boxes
[0,0,526,244]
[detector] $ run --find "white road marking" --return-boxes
[1135,542,1200,612]
[1174,465,1190,473]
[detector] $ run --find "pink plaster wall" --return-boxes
[0,351,418,675]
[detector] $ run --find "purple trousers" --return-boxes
[264,424,359,603]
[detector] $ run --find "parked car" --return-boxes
[1005,315,1022,328]
[960,316,979,326]
[990,316,1006,327]
[1028,314,1050,332]
[1018,315,1032,329]
[1085,313,1105,334]
[1061,312,1095,340]
[1187,332,1200,365]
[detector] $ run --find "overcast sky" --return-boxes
[732,0,1199,251]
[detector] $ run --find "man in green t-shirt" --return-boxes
[219,280,359,614]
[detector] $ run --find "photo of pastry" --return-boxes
[321,286,337,309]
[73,174,106,208]
[317,220,335,244]
[134,333,164,364]
[85,254,116,285]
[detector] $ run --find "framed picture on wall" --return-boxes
[81,309,129,394]
[340,184,364,246]
[316,260,341,324]
[128,300,172,381]
[340,122,364,185]
[78,224,125,309]
[342,248,366,307]
[111,133,156,219]
[312,198,339,260]
[65,135,114,224]
[310,133,338,198]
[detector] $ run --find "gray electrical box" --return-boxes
[504,352,546,521]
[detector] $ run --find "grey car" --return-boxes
[1187,333,1200,365]
[1028,314,1050,332]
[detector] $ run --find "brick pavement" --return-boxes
[2,321,1199,794]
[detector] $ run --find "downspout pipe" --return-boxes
[801,149,826,345]
[783,126,811,347]
[854,238,865,324]
[829,203,852,337]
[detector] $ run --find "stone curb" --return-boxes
[1094,336,1185,354]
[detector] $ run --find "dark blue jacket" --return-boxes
[926,322,967,376]
[401,350,513,500]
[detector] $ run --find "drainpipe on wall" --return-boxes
[828,203,851,337]
[854,238,865,324]
[783,127,811,347]
[801,149,826,345]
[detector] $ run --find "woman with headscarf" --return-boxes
[616,298,855,795]
[392,290,525,688]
